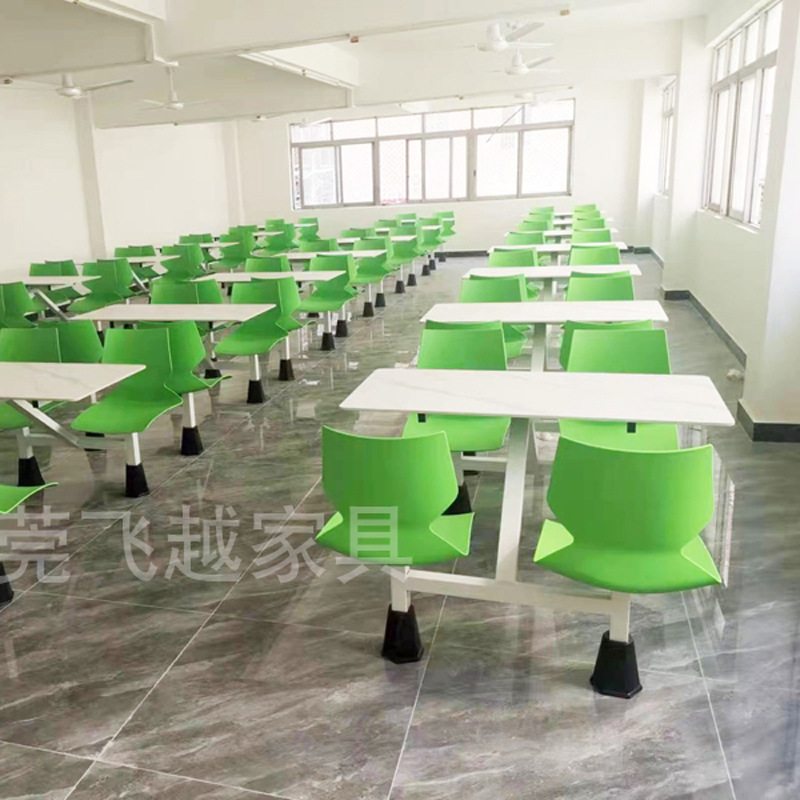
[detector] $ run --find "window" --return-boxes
[658,79,676,194]
[704,1,781,224]
[290,100,575,209]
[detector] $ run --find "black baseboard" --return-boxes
[661,288,746,367]
[737,402,800,443]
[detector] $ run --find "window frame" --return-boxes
[289,103,575,210]
[658,79,676,195]
[703,1,781,225]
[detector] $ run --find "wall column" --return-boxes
[72,98,108,259]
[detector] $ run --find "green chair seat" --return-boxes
[0,483,57,514]
[316,427,473,566]
[72,396,180,435]
[535,519,720,593]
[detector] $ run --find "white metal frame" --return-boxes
[703,0,781,225]
[289,102,576,210]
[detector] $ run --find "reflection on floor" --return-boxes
[0,254,796,799]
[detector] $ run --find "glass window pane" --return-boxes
[301,146,337,206]
[332,118,376,140]
[452,136,467,199]
[710,88,731,208]
[379,139,407,205]
[730,76,757,216]
[424,110,471,133]
[521,128,570,195]
[744,18,761,64]
[524,100,575,124]
[476,132,518,197]
[291,122,331,143]
[751,66,777,225]
[377,115,422,136]
[424,138,451,200]
[729,32,743,72]
[340,143,373,204]
[408,139,422,201]
[473,106,523,129]
[765,3,782,53]
[715,42,729,82]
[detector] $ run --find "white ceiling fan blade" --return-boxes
[506,21,544,42]
[83,79,134,93]
[524,56,555,70]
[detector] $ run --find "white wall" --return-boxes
[0,90,93,276]
[236,81,646,250]
[93,121,232,249]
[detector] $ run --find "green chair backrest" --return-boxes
[195,278,224,304]
[568,245,621,266]
[548,436,714,554]
[572,229,612,243]
[489,248,539,267]
[573,218,607,230]
[101,327,175,399]
[162,320,210,377]
[565,274,634,301]
[162,243,204,267]
[265,218,286,231]
[573,204,598,212]
[321,427,460,550]
[298,238,323,252]
[306,238,339,252]
[566,329,670,374]
[355,237,394,261]
[574,211,603,221]
[311,253,357,281]
[518,219,550,232]
[459,275,527,304]
[47,320,103,363]
[417,326,507,371]
[0,327,60,361]
[559,320,653,370]
[31,261,78,277]
[506,231,544,246]
[115,245,156,258]
[0,282,38,318]
[245,255,291,273]
[179,233,214,245]
[151,278,200,304]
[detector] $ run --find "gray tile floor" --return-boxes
[0,254,795,799]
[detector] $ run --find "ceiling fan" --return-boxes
[0,72,133,99]
[475,21,550,53]
[142,65,211,111]
[503,51,560,76]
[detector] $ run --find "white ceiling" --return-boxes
[0,0,716,127]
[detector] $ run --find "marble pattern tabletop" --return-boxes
[0,362,145,402]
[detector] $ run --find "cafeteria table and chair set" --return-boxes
[0,212,454,502]
[313,202,733,700]
[0,203,734,700]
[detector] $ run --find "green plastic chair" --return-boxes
[568,245,622,266]
[519,219,551,232]
[403,326,510,453]
[561,328,677,451]
[245,255,291,273]
[506,232,544,246]
[0,327,63,436]
[316,427,473,565]
[489,248,539,267]
[433,212,456,238]
[459,275,530,358]
[559,320,654,370]
[572,229,612,244]
[114,247,160,281]
[30,261,82,307]
[573,218,608,230]
[215,281,290,359]
[158,245,204,281]
[71,327,182,496]
[212,234,250,271]
[573,204,598,212]
[0,283,38,328]
[533,436,721,593]
[68,261,134,314]
[44,320,104,363]
[299,238,339,253]
[565,274,634,301]
[254,231,293,256]
[265,218,286,231]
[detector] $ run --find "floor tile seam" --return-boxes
[681,592,738,800]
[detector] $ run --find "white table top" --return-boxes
[490,242,627,254]
[0,362,145,403]
[205,271,344,283]
[422,300,667,325]
[338,235,416,244]
[73,303,274,323]
[465,265,642,279]
[287,249,386,261]
[20,275,98,287]
[341,368,734,427]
